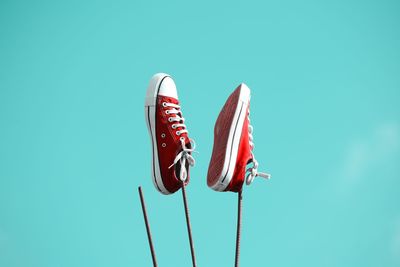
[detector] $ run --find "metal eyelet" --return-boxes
[162,102,167,107]
[168,117,172,122]
[165,110,170,114]
[162,143,166,147]
[180,137,185,142]
[176,131,180,135]
[172,125,177,129]
[161,133,166,138]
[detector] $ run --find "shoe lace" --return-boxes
[163,101,196,182]
[245,110,271,185]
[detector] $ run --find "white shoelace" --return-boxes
[163,101,196,182]
[245,110,271,185]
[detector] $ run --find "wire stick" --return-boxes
[234,190,243,267]
[181,183,197,267]
[138,186,158,267]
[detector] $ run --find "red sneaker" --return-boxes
[145,73,195,195]
[207,83,270,192]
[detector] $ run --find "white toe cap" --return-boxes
[159,76,178,99]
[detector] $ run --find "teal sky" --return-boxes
[1,0,399,266]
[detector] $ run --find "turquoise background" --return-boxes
[1,0,399,266]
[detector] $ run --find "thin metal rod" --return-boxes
[234,190,243,267]
[181,183,197,267]
[138,186,158,267]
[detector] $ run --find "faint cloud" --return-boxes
[338,122,400,192]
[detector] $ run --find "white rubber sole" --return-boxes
[211,84,250,192]
[144,73,171,195]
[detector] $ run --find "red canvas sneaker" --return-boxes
[207,83,270,192]
[145,73,195,195]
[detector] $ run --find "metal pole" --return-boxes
[181,183,197,267]
[138,186,158,267]
[234,190,243,267]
